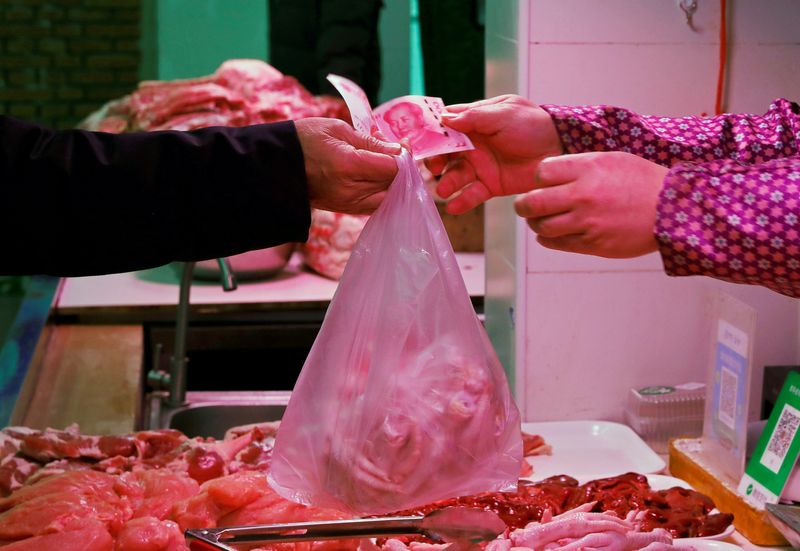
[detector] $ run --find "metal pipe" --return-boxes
[169,261,194,408]
[216,257,238,291]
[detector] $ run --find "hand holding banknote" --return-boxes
[425,95,564,214]
[327,74,474,161]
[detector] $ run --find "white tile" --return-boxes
[526,232,664,273]
[528,1,800,45]
[528,0,719,45]
[527,43,719,115]
[520,271,798,422]
[726,44,800,114]
[729,1,800,44]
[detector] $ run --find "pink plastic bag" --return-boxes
[269,151,522,515]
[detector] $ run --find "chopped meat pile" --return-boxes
[389,473,733,540]
[0,422,354,551]
[303,210,370,280]
[81,59,348,133]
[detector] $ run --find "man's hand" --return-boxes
[295,118,401,214]
[514,152,669,258]
[425,95,563,214]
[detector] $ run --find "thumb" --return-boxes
[350,132,402,156]
[441,109,498,135]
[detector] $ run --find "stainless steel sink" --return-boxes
[148,390,289,439]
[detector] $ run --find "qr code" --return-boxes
[767,406,800,459]
[717,366,738,430]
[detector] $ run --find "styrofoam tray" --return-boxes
[522,420,666,481]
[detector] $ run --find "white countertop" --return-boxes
[55,252,485,311]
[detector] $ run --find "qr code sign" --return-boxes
[761,403,800,474]
[717,366,738,430]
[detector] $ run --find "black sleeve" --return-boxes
[0,116,310,277]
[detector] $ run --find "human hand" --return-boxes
[295,118,401,214]
[514,151,668,258]
[425,95,563,214]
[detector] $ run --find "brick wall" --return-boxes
[0,0,141,130]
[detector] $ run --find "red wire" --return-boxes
[715,0,727,115]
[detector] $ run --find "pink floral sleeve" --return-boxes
[541,99,800,166]
[540,100,800,297]
[658,157,800,297]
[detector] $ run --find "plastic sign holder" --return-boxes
[738,371,800,509]
[701,292,756,484]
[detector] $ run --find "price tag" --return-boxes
[738,371,800,509]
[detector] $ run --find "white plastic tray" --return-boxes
[675,542,742,550]
[522,420,666,481]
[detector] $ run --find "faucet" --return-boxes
[147,258,237,413]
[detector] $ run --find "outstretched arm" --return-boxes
[0,116,398,276]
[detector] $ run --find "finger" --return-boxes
[435,158,476,199]
[356,133,402,156]
[425,152,456,176]
[536,234,594,255]
[440,108,501,134]
[349,149,400,183]
[354,190,387,215]
[445,181,491,215]
[371,128,390,142]
[513,186,575,218]
[445,95,516,113]
[535,155,585,188]
[526,212,584,239]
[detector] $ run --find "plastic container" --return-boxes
[624,383,705,453]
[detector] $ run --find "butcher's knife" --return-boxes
[185,506,507,550]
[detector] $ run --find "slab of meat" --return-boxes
[303,210,369,279]
[0,519,113,551]
[519,432,552,478]
[114,517,187,551]
[81,59,344,134]
[0,471,133,542]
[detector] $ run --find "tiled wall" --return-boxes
[0,0,141,129]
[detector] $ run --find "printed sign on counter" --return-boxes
[702,293,756,484]
[738,371,800,509]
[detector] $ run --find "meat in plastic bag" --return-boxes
[269,150,522,515]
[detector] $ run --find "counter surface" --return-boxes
[55,252,485,313]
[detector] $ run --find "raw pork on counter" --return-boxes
[0,421,731,550]
[364,505,688,551]
[0,423,354,551]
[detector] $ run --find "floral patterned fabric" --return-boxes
[541,99,800,297]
